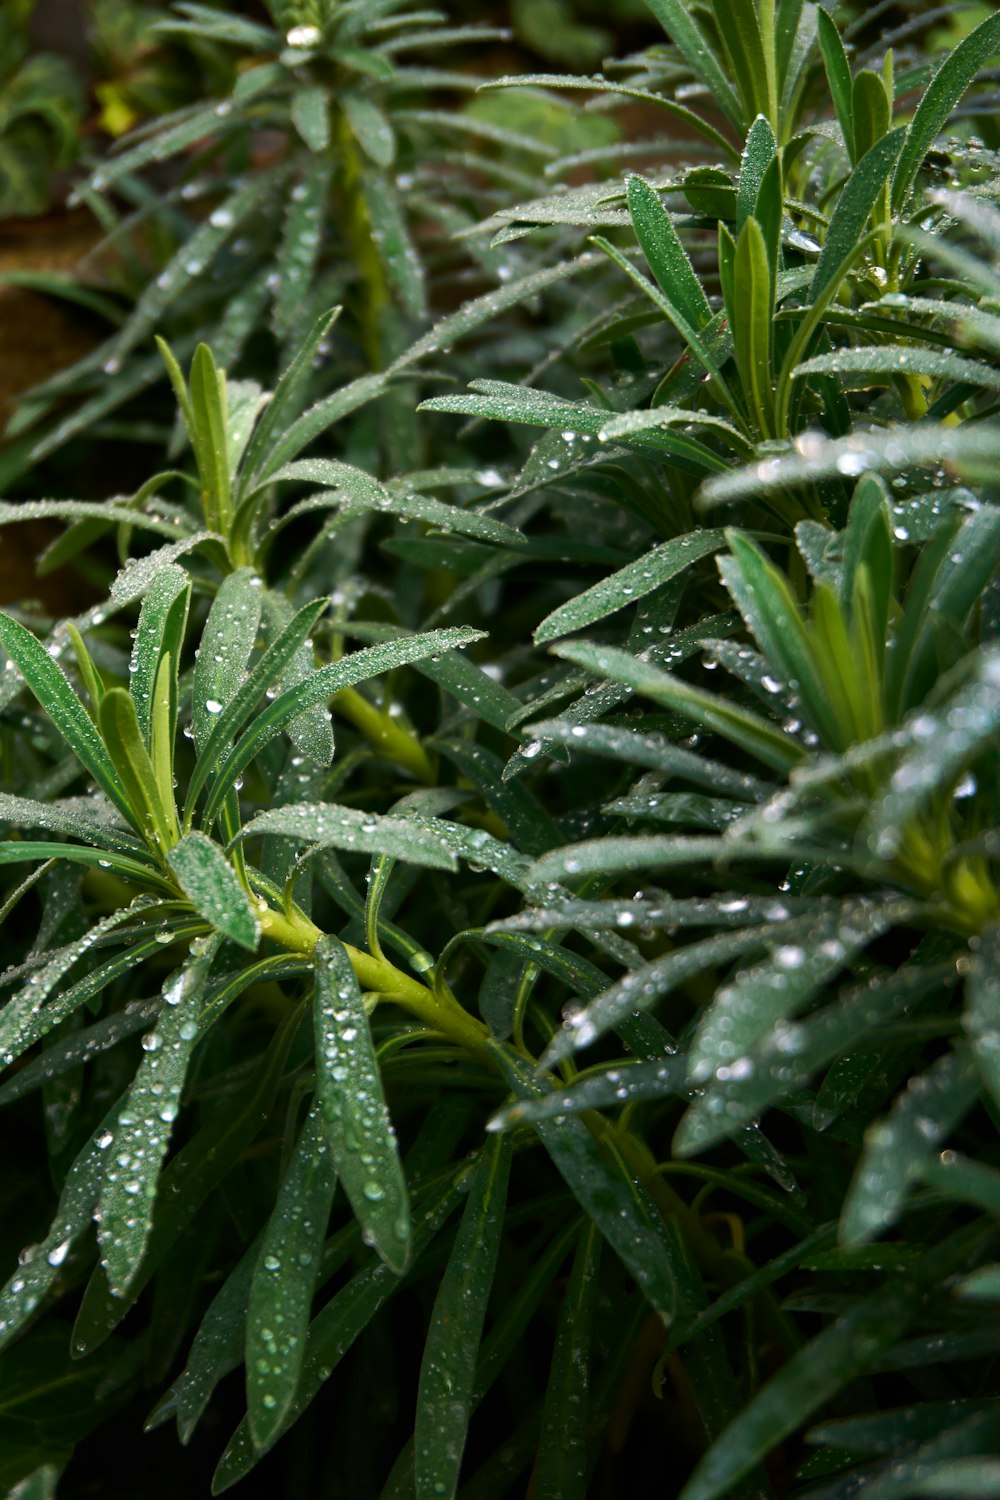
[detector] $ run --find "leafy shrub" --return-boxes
[0,3,999,1498]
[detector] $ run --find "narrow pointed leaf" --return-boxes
[314,936,410,1273]
[167,833,261,951]
[236,803,456,870]
[130,565,190,747]
[891,13,1000,210]
[677,1229,985,1500]
[97,937,219,1298]
[535,1222,601,1500]
[841,1047,981,1245]
[0,613,127,821]
[535,530,726,644]
[627,175,711,330]
[246,1105,337,1448]
[414,1133,511,1500]
[489,1042,682,1326]
[192,569,263,753]
[202,628,484,823]
[0,1103,122,1352]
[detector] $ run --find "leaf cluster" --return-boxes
[0,3,999,1498]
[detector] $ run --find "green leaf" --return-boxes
[212,1168,464,1489]
[536,925,799,1072]
[0,793,150,860]
[246,1104,337,1448]
[236,803,457,871]
[795,345,1000,397]
[266,459,523,545]
[0,1102,121,1352]
[737,116,778,232]
[131,565,190,748]
[98,688,178,853]
[862,650,1000,859]
[535,1222,601,1500]
[202,627,484,824]
[733,216,775,436]
[891,12,1000,211]
[188,343,232,531]
[966,923,1000,1111]
[523,718,771,801]
[489,1042,683,1327]
[842,1047,981,1245]
[680,960,953,1145]
[492,1058,687,1130]
[552,639,803,775]
[414,1133,511,1500]
[74,1004,301,1356]
[677,1228,986,1500]
[641,0,742,127]
[291,84,330,152]
[344,91,395,166]
[0,612,128,823]
[185,597,329,820]
[167,833,260,951]
[239,308,341,487]
[719,531,842,748]
[534,530,727,644]
[811,127,905,300]
[852,68,891,164]
[154,1235,260,1443]
[314,936,411,1274]
[272,159,328,337]
[363,168,427,318]
[192,569,263,753]
[96,937,219,1298]
[626,174,711,331]
[816,7,855,161]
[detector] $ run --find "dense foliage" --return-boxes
[1,3,999,1497]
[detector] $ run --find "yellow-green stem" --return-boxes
[333,685,435,782]
[258,904,491,1056]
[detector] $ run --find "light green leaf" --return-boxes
[733,216,775,436]
[816,7,855,161]
[98,688,178,852]
[810,126,905,296]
